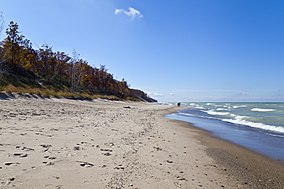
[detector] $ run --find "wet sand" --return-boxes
[171,120,284,189]
[0,97,283,188]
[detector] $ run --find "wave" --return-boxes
[178,112,192,116]
[205,110,230,116]
[266,133,284,138]
[188,103,205,110]
[178,110,284,134]
[216,108,228,111]
[251,108,275,112]
[233,105,247,109]
[222,117,284,134]
[235,115,248,119]
[196,106,205,109]
[178,112,220,121]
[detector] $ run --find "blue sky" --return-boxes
[0,0,284,102]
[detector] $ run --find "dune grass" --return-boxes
[0,84,122,101]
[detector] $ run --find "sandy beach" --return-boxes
[0,97,283,189]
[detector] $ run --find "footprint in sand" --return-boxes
[103,152,111,156]
[44,155,56,160]
[5,162,20,166]
[13,153,28,158]
[177,176,188,181]
[114,165,125,170]
[100,148,113,156]
[40,144,52,148]
[16,146,34,151]
[77,161,94,168]
[40,144,52,152]
[72,145,80,150]
[45,162,55,166]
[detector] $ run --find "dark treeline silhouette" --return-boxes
[0,21,156,102]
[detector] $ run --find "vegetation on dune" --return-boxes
[0,21,156,102]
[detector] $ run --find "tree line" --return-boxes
[0,21,155,102]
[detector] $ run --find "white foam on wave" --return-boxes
[266,133,284,138]
[216,108,228,111]
[178,112,220,120]
[233,105,247,109]
[230,114,248,119]
[179,112,194,117]
[235,115,247,119]
[207,103,225,107]
[222,117,284,134]
[196,106,205,109]
[205,110,230,116]
[251,108,275,112]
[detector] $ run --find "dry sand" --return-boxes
[0,97,283,188]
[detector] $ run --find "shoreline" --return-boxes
[166,112,284,188]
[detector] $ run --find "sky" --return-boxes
[0,0,284,102]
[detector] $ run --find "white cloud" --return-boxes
[115,7,143,20]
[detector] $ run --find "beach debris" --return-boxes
[123,106,131,109]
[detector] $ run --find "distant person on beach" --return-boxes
[177,102,181,107]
